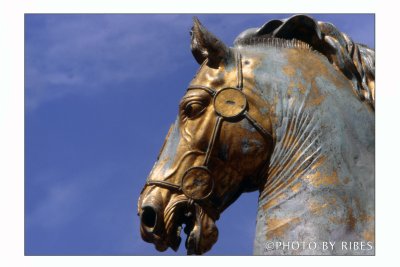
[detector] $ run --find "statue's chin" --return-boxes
[162,197,218,255]
[164,204,218,255]
[185,203,218,255]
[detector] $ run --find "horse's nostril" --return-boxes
[141,206,157,229]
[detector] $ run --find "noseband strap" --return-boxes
[145,52,272,220]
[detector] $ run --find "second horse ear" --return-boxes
[190,17,229,69]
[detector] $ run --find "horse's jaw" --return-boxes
[184,203,218,255]
[161,197,218,255]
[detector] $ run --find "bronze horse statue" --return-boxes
[137,15,375,255]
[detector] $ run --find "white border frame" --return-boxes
[1,1,398,266]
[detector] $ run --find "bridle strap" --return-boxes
[203,116,223,166]
[146,180,181,191]
[243,111,273,140]
[236,52,243,89]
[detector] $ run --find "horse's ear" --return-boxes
[190,17,229,69]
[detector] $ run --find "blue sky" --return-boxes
[25,14,374,255]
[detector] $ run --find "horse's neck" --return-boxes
[253,73,375,255]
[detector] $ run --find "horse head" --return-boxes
[138,18,275,254]
[138,15,375,255]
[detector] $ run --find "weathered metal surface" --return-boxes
[137,15,375,255]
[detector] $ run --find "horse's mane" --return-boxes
[234,15,375,108]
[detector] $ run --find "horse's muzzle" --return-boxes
[139,203,170,251]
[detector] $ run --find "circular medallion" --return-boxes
[214,88,247,119]
[181,166,213,200]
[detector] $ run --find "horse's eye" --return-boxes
[184,101,205,119]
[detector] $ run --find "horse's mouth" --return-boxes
[164,199,217,255]
[165,201,198,254]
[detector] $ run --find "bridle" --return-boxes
[144,52,273,220]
